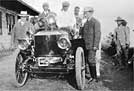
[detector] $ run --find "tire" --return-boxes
[132,60,134,74]
[15,53,28,87]
[75,47,85,90]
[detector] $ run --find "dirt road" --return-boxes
[0,51,133,91]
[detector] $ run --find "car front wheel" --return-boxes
[15,53,28,87]
[75,47,85,90]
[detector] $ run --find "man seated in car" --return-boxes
[56,1,76,38]
[34,2,57,32]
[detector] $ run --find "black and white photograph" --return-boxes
[0,0,133,91]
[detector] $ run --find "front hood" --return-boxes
[34,30,69,57]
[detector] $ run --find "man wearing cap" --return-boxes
[35,2,57,30]
[56,1,76,30]
[38,2,51,21]
[80,7,101,82]
[11,11,34,48]
[114,17,130,69]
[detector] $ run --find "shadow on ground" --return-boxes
[100,51,133,91]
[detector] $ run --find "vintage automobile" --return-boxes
[15,16,86,90]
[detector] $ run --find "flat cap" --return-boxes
[62,1,70,6]
[84,7,94,12]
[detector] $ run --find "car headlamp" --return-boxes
[57,37,71,49]
[18,39,29,50]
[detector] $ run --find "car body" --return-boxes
[15,27,86,90]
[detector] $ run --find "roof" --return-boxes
[0,0,40,15]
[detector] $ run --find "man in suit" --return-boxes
[81,7,101,82]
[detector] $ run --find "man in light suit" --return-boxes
[114,17,130,68]
[80,7,101,82]
[11,11,34,48]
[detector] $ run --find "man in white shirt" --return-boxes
[56,1,76,29]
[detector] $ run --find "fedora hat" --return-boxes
[115,16,124,21]
[18,11,29,17]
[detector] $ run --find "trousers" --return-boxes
[86,50,96,64]
[85,49,97,79]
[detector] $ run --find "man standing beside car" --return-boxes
[11,11,34,48]
[81,7,101,82]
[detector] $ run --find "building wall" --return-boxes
[0,6,17,50]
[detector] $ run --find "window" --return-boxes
[6,13,15,35]
[0,11,2,35]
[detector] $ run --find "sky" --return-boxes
[23,0,134,37]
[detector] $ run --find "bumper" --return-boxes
[29,64,74,74]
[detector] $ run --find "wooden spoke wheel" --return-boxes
[75,47,85,90]
[15,53,28,87]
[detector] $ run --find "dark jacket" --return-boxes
[81,17,101,50]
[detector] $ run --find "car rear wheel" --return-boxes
[75,47,85,90]
[15,53,28,87]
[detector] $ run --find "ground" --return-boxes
[0,51,133,91]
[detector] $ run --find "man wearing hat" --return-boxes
[114,17,130,69]
[11,11,34,48]
[38,2,51,20]
[35,2,56,30]
[56,1,76,30]
[80,7,101,82]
